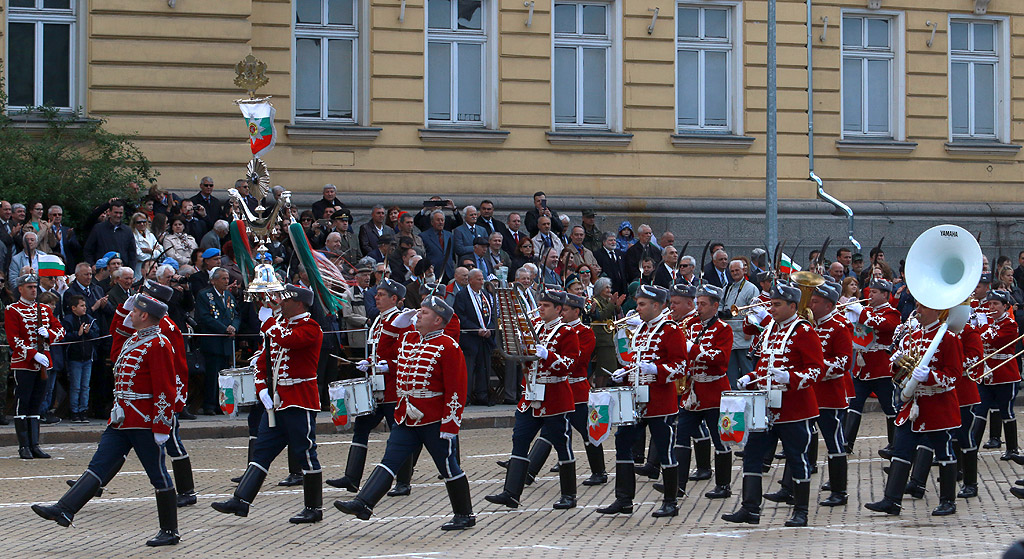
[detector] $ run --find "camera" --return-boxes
[423,199,447,208]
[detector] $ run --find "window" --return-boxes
[426,0,487,126]
[841,14,899,137]
[552,1,616,129]
[294,0,359,123]
[676,4,735,132]
[5,0,77,111]
[949,18,1004,140]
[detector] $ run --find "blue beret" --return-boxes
[202,248,221,259]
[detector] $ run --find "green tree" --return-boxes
[0,65,157,229]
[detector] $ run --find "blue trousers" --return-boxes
[251,408,321,473]
[955,406,980,451]
[892,423,955,465]
[676,408,726,452]
[86,427,172,489]
[974,383,1016,421]
[13,369,45,418]
[352,402,397,446]
[743,419,814,481]
[615,414,677,467]
[379,423,463,481]
[816,408,848,456]
[165,413,189,459]
[511,410,574,463]
[850,377,896,416]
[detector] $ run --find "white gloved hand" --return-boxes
[611,368,628,383]
[124,294,138,312]
[356,360,370,373]
[845,304,864,324]
[440,432,457,441]
[686,340,694,353]
[889,350,905,364]
[249,354,260,369]
[625,314,643,328]
[392,308,417,328]
[154,433,169,447]
[33,353,50,367]
[374,362,389,374]
[752,306,769,323]
[911,365,930,383]
[770,367,790,385]
[259,388,274,410]
[534,345,549,360]
[737,375,752,389]
[974,313,988,326]
[639,362,657,376]
[38,327,49,339]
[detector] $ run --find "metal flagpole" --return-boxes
[765,0,779,253]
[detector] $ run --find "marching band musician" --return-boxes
[865,301,963,517]
[7,273,65,460]
[487,290,581,510]
[327,278,417,496]
[32,294,180,547]
[667,283,714,482]
[741,270,774,367]
[596,285,687,518]
[953,301,983,498]
[971,290,1024,464]
[724,282,824,527]
[334,296,475,531]
[843,278,901,455]
[660,284,734,501]
[211,285,325,524]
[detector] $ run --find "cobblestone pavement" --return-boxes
[2,418,1022,559]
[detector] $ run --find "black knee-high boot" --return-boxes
[441,475,475,531]
[844,412,862,454]
[596,462,635,514]
[820,456,848,506]
[32,470,102,527]
[27,417,51,459]
[582,443,608,485]
[334,466,394,520]
[146,488,180,546]
[388,446,420,497]
[957,450,979,499]
[171,456,197,507]
[278,452,303,486]
[485,457,529,508]
[690,438,712,480]
[1001,419,1023,462]
[327,444,367,491]
[865,459,909,515]
[705,451,733,499]
[721,474,761,524]
[525,438,552,486]
[552,461,577,510]
[764,463,794,504]
[784,480,810,527]
[15,418,32,459]
[904,447,933,499]
[655,446,688,497]
[984,410,1002,448]
[651,465,679,517]
[211,463,267,517]
[932,463,957,516]
[289,471,323,524]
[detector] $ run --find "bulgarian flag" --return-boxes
[779,253,802,274]
[329,384,349,427]
[718,395,749,447]
[239,100,277,158]
[38,254,65,277]
[587,391,614,445]
[615,328,634,366]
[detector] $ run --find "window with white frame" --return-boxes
[552,2,613,129]
[949,18,1002,140]
[5,0,77,111]
[294,0,359,122]
[676,4,734,132]
[426,0,486,126]
[841,14,897,137]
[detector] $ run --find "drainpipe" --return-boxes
[807,0,861,250]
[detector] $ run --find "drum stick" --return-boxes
[331,354,354,364]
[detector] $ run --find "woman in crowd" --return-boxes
[590,277,623,387]
[27,202,45,233]
[151,213,168,243]
[132,212,160,275]
[510,236,537,275]
[385,205,402,232]
[577,264,596,299]
[162,216,199,266]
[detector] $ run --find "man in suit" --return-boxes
[453,269,496,405]
[469,237,493,279]
[653,245,680,288]
[36,205,80,265]
[477,200,509,240]
[311,184,347,220]
[502,213,526,256]
[194,268,240,415]
[177,200,209,242]
[107,267,134,309]
[359,205,388,257]
[623,224,661,284]
[565,225,601,276]
[453,206,486,261]
[703,249,732,289]
[539,247,563,288]
[531,216,563,258]
[366,233,395,266]
[420,209,456,282]
[233,179,259,213]
[189,177,222,228]
[594,232,626,295]
[413,197,463,233]
[525,191,563,238]
[486,232,511,276]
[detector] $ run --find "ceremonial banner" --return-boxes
[239,101,277,158]
[329,384,349,427]
[587,391,614,445]
[218,375,237,416]
[615,328,634,366]
[718,395,748,447]
[38,254,65,277]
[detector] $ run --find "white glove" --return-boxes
[249,354,260,369]
[440,432,457,441]
[154,433,169,447]
[611,368,628,383]
[974,313,988,326]
[392,308,417,328]
[356,360,371,373]
[889,350,905,364]
[124,294,138,312]
[534,345,549,360]
[845,304,863,324]
[374,362,389,374]
[737,375,752,389]
[770,367,790,385]
[259,388,274,410]
[38,327,49,339]
[911,365,930,383]
[625,314,643,328]
[752,306,769,323]
[33,353,50,367]
[686,340,694,353]
[639,362,657,376]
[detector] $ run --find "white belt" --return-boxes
[277,377,316,386]
[536,376,569,384]
[914,385,954,396]
[691,373,726,383]
[113,391,152,400]
[398,389,443,398]
[990,354,1014,360]
[568,377,588,384]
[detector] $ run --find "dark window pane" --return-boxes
[295,38,322,117]
[8,23,36,107]
[327,39,354,119]
[44,0,71,8]
[457,0,481,30]
[296,0,322,25]
[42,24,71,107]
[428,0,452,29]
[328,0,354,25]
[10,0,35,7]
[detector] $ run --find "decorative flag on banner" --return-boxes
[778,253,802,274]
[851,322,875,351]
[587,391,614,446]
[218,375,237,416]
[38,254,65,277]
[615,328,634,366]
[718,395,749,447]
[239,100,277,158]
[329,384,349,427]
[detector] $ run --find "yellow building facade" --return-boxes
[2,0,1023,252]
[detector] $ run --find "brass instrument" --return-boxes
[835,298,869,310]
[964,331,1024,382]
[602,312,639,335]
[730,301,768,317]
[791,270,826,322]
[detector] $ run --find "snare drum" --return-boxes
[221,367,258,405]
[593,386,639,426]
[721,390,769,432]
[330,378,376,417]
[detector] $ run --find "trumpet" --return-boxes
[730,301,768,317]
[835,298,869,310]
[602,314,636,333]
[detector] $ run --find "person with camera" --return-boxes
[414,197,463,233]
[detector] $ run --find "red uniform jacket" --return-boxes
[110,302,189,413]
[628,314,687,418]
[742,292,772,362]
[368,306,413,403]
[681,317,731,411]
[813,310,853,410]
[565,319,595,404]
[979,312,1021,385]
[110,325,176,434]
[517,318,579,417]
[852,303,901,380]
[956,320,983,407]
[895,321,962,432]
[750,316,824,423]
[393,329,467,435]
[5,299,64,371]
[444,313,461,339]
[254,313,323,412]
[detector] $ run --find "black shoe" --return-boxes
[278,473,303,487]
[763,487,794,504]
[904,481,926,499]
[496,460,509,469]
[289,508,323,524]
[387,483,411,497]
[1001,450,1023,462]
[721,507,759,524]
[334,467,392,521]
[442,514,476,530]
[19,447,34,460]
[784,511,808,527]
[325,476,359,492]
[178,409,197,420]
[1011,487,1024,499]
[595,498,633,514]
[553,495,577,510]
[41,412,61,425]
[484,491,520,508]
[932,500,956,516]
[176,493,197,507]
[230,475,243,483]
[983,437,1002,449]
[146,530,180,547]
[211,497,250,517]
[651,501,678,518]
[820,492,848,506]
[722,473,761,524]
[334,498,373,520]
[1015,479,1024,487]
[877,445,894,460]
[202,407,217,416]
[705,485,731,499]
[957,484,978,499]
[549,464,560,473]
[864,498,901,515]
[442,475,475,530]
[689,468,712,481]
[582,473,608,486]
